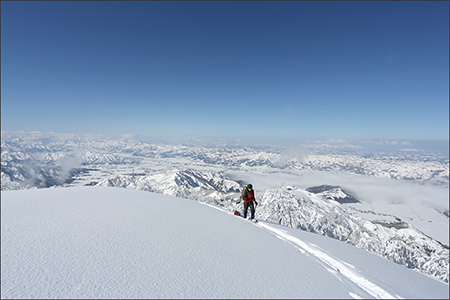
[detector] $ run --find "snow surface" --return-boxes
[1,187,448,299]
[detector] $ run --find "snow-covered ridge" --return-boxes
[1,187,448,299]
[97,169,241,201]
[258,187,449,283]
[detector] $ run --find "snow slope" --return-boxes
[1,187,448,299]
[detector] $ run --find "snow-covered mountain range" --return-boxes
[1,131,449,285]
[2,131,448,190]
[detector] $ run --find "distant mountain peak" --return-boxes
[306,185,360,204]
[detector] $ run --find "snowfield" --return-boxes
[1,187,448,299]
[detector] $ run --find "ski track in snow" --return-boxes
[203,202,398,299]
[255,221,397,299]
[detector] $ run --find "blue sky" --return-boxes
[1,1,449,143]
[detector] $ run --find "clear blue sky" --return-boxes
[1,1,449,142]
